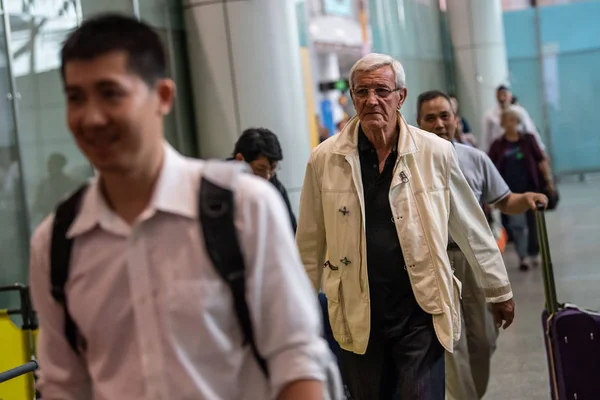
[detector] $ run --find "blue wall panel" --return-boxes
[503,0,600,174]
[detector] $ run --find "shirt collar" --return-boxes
[67,143,197,238]
[501,132,525,143]
[357,126,372,153]
[331,112,417,157]
[357,125,399,155]
[152,144,197,219]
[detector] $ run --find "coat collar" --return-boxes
[330,111,419,157]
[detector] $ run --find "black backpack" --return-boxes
[49,163,268,377]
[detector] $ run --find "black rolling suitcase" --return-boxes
[536,205,600,399]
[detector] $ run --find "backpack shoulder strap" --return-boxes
[50,184,88,355]
[199,160,269,377]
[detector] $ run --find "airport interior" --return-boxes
[0,0,599,399]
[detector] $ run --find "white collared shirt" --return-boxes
[29,144,332,400]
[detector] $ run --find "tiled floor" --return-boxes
[485,176,600,399]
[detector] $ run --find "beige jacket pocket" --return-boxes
[322,274,352,344]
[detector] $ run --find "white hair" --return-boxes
[349,53,406,91]
[501,106,523,125]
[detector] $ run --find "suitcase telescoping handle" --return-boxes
[535,203,559,314]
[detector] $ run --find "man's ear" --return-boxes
[397,87,408,110]
[156,78,176,116]
[234,153,244,162]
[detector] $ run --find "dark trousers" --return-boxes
[339,307,445,400]
[525,210,540,256]
[508,210,540,260]
[502,208,540,251]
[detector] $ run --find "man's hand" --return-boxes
[498,192,548,214]
[491,298,515,329]
[523,192,548,210]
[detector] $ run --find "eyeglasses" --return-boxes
[251,163,280,180]
[352,87,400,99]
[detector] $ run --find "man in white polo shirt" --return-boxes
[417,90,548,400]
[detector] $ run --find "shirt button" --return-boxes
[373,164,377,169]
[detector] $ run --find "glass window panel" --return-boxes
[8,14,93,231]
[9,14,78,77]
[168,31,197,157]
[4,0,80,19]
[0,18,30,309]
[139,0,185,30]
[80,0,133,17]
[141,1,197,156]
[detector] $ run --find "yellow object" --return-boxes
[359,0,369,45]
[299,47,320,149]
[0,310,36,400]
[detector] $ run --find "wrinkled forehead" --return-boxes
[353,65,395,87]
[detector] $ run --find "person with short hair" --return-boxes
[483,85,545,152]
[33,153,80,222]
[232,127,297,232]
[233,128,282,180]
[417,90,547,400]
[29,13,338,400]
[296,53,515,400]
[449,95,477,147]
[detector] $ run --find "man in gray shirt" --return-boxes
[417,90,548,400]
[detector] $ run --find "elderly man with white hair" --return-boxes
[296,53,515,399]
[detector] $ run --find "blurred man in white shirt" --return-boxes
[29,13,338,400]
